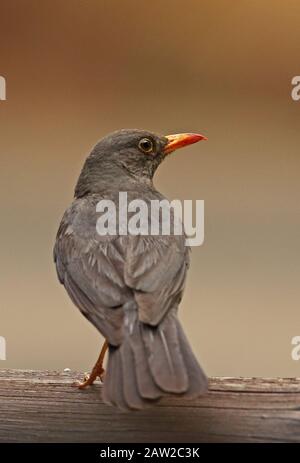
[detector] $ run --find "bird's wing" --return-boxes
[54,196,132,346]
[124,233,189,326]
[54,195,189,345]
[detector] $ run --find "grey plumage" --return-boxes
[54,128,208,410]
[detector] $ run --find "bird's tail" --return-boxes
[102,310,208,410]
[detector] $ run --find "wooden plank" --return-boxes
[0,369,300,443]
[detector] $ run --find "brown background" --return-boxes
[0,0,299,377]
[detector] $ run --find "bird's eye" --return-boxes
[138,138,154,153]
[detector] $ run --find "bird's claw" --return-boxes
[73,368,105,389]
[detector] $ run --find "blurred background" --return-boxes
[0,0,299,377]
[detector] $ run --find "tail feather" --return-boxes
[120,339,151,409]
[129,323,163,400]
[102,310,207,410]
[102,347,129,411]
[101,349,114,405]
[141,317,188,393]
[110,348,131,411]
[175,317,208,398]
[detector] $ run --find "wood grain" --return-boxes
[0,369,300,443]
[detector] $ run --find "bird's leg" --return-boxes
[75,340,108,389]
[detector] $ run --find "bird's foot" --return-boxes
[73,339,108,389]
[74,367,105,389]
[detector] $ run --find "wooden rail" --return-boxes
[0,369,300,442]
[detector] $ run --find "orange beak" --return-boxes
[164,133,207,154]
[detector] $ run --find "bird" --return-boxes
[54,128,208,411]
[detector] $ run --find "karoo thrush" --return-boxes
[54,129,208,410]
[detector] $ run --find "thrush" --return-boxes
[54,129,208,410]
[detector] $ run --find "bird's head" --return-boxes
[75,128,207,197]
